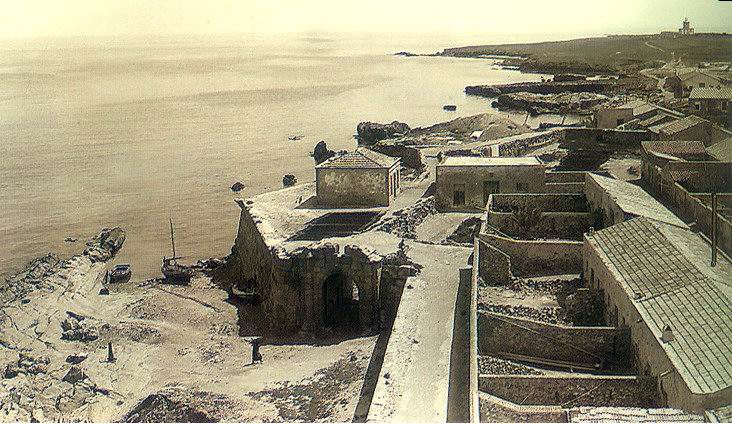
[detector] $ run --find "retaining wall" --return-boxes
[477,312,631,370]
[477,233,582,278]
[478,375,658,408]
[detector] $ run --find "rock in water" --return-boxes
[84,227,126,262]
[312,140,336,164]
[356,121,411,145]
[282,174,297,187]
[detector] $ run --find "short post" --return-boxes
[107,341,115,363]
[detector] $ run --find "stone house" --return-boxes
[583,217,732,412]
[669,70,723,98]
[316,147,400,207]
[594,100,660,129]
[435,156,545,211]
[649,115,732,146]
[689,87,732,129]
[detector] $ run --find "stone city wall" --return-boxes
[478,374,658,408]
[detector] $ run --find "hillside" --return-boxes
[440,34,732,74]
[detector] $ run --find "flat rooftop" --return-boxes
[237,183,400,257]
[438,156,542,167]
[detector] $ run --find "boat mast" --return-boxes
[169,218,177,260]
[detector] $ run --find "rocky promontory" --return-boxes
[356,121,411,145]
[493,92,608,115]
[465,80,613,98]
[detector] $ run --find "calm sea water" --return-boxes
[0,33,581,279]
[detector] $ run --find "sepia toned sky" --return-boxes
[0,0,730,38]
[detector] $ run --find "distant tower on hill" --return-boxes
[679,18,694,35]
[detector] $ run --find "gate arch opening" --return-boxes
[322,272,360,329]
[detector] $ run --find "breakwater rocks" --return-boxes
[83,227,126,262]
[493,92,608,115]
[465,80,613,97]
[356,121,411,145]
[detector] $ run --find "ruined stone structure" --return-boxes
[316,147,401,207]
[229,197,413,335]
[435,156,545,211]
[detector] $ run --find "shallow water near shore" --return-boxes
[0,32,580,279]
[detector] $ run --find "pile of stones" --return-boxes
[3,353,50,379]
[378,197,437,239]
[478,356,543,376]
[60,311,99,342]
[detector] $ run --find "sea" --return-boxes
[0,32,586,280]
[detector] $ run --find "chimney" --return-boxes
[662,325,675,343]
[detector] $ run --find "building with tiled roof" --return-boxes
[316,147,400,207]
[670,69,724,98]
[593,99,682,129]
[707,137,732,162]
[650,115,706,137]
[584,217,732,411]
[641,140,708,161]
[689,87,732,101]
[584,173,688,228]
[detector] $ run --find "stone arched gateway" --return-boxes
[321,271,360,329]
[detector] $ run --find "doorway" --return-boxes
[322,272,360,328]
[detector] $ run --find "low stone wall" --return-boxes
[478,233,582,277]
[478,375,658,408]
[546,171,587,183]
[489,193,588,213]
[477,238,512,286]
[477,312,630,370]
[562,128,652,144]
[487,210,593,240]
[496,130,563,157]
[545,182,585,193]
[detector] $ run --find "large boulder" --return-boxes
[356,121,411,145]
[312,140,336,165]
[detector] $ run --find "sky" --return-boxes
[0,0,730,38]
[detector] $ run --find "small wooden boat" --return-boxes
[162,219,193,284]
[107,264,132,283]
[443,104,457,111]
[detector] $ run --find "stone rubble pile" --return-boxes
[444,217,482,245]
[508,277,582,296]
[60,311,99,342]
[478,355,543,376]
[3,353,50,379]
[378,197,437,239]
